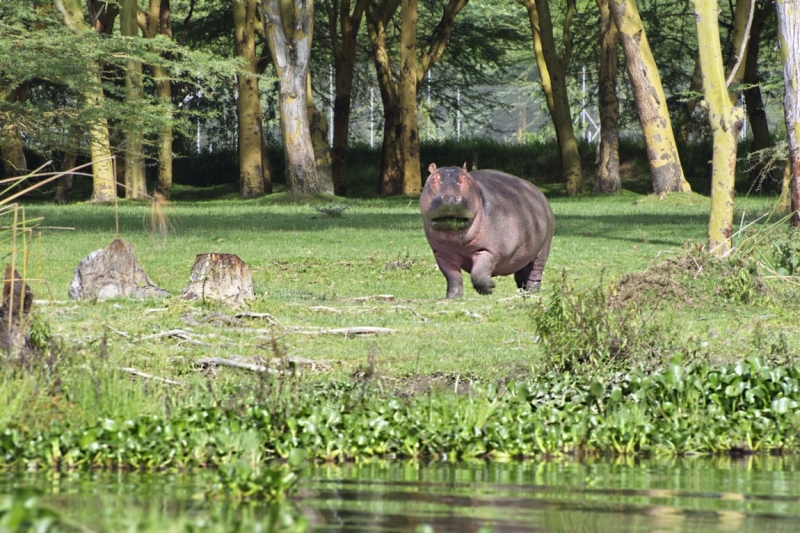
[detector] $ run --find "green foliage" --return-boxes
[771,231,800,276]
[27,313,51,353]
[4,356,800,465]
[532,273,672,372]
[0,2,240,163]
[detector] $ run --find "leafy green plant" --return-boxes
[771,232,800,276]
[532,273,671,372]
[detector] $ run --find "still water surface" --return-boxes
[303,457,800,532]
[3,456,800,532]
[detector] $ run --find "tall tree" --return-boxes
[323,0,370,195]
[608,0,691,194]
[594,0,620,193]
[54,0,117,203]
[234,0,271,198]
[306,73,334,190]
[367,0,468,196]
[775,0,800,225]
[692,0,745,256]
[120,0,148,200]
[725,0,755,94]
[518,0,583,196]
[0,83,28,179]
[261,0,330,194]
[742,0,773,183]
[138,0,176,198]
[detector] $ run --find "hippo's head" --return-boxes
[420,163,482,233]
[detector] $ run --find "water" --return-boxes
[301,457,800,532]
[3,456,800,532]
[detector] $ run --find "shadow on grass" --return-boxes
[25,201,711,249]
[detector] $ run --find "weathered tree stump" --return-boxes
[0,264,34,350]
[68,238,169,300]
[180,253,254,305]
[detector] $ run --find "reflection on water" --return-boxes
[302,456,800,533]
[2,456,800,532]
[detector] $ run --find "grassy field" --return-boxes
[11,181,796,385]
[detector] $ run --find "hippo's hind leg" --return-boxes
[514,262,535,290]
[515,243,551,291]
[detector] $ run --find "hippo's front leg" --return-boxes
[470,250,496,295]
[433,251,464,299]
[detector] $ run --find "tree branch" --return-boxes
[417,0,469,84]
[726,0,755,87]
[179,0,196,46]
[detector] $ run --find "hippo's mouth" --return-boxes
[427,204,476,232]
[429,216,474,231]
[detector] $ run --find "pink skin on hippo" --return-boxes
[419,163,555,299]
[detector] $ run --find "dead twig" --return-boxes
[105,324,130,338]
[289,326,396,336]
[137,328,211,346]
[196,357,282,374]
[348,294,395,302]
[309,306,343,314]
[119,367,183,386]
[199,311,244,326]
[235,311,283,326]
[391,305,429,321]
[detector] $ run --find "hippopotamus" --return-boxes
[419,163,555,299]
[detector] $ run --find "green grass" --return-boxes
[1,164,798,442]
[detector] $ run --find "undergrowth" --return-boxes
[532,271,673,373]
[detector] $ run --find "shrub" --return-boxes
[532,272,672,372]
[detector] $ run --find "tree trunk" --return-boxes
[693,0,745,256]
[608,0,691,194]
[378,90,404,196]
[120,0,148,200]
[521,0,583,196]
[678,51,704,142]
[595,0,621,193]
[55,143,78,204]
[139,0,175,198]
[743,0,773,183]
[725,0,754,95]
[306,74,335,194]
[326,0,370,196]
[367,1,402,196]
[776,0,800,225]
[368,0,467,196]
[399,0,421,195]
[261,0,320,194]
[234,0,269,198]
[55,0,117,203]
[0,85,28,179]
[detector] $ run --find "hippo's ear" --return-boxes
[428,163,437,174]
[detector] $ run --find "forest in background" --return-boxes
[1,0,800,256]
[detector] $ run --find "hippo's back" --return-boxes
[469,170,554,270]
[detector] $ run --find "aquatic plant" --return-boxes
[2,356,800,469]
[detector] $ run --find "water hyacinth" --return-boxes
[2,357,800,472]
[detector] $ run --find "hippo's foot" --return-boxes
[519,280,541,293]
[445,285,464,299]
[472,277,495,295]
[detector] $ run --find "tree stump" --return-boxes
[180,253,254,305]
[68,238,169,300]
[0,265,34,350]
